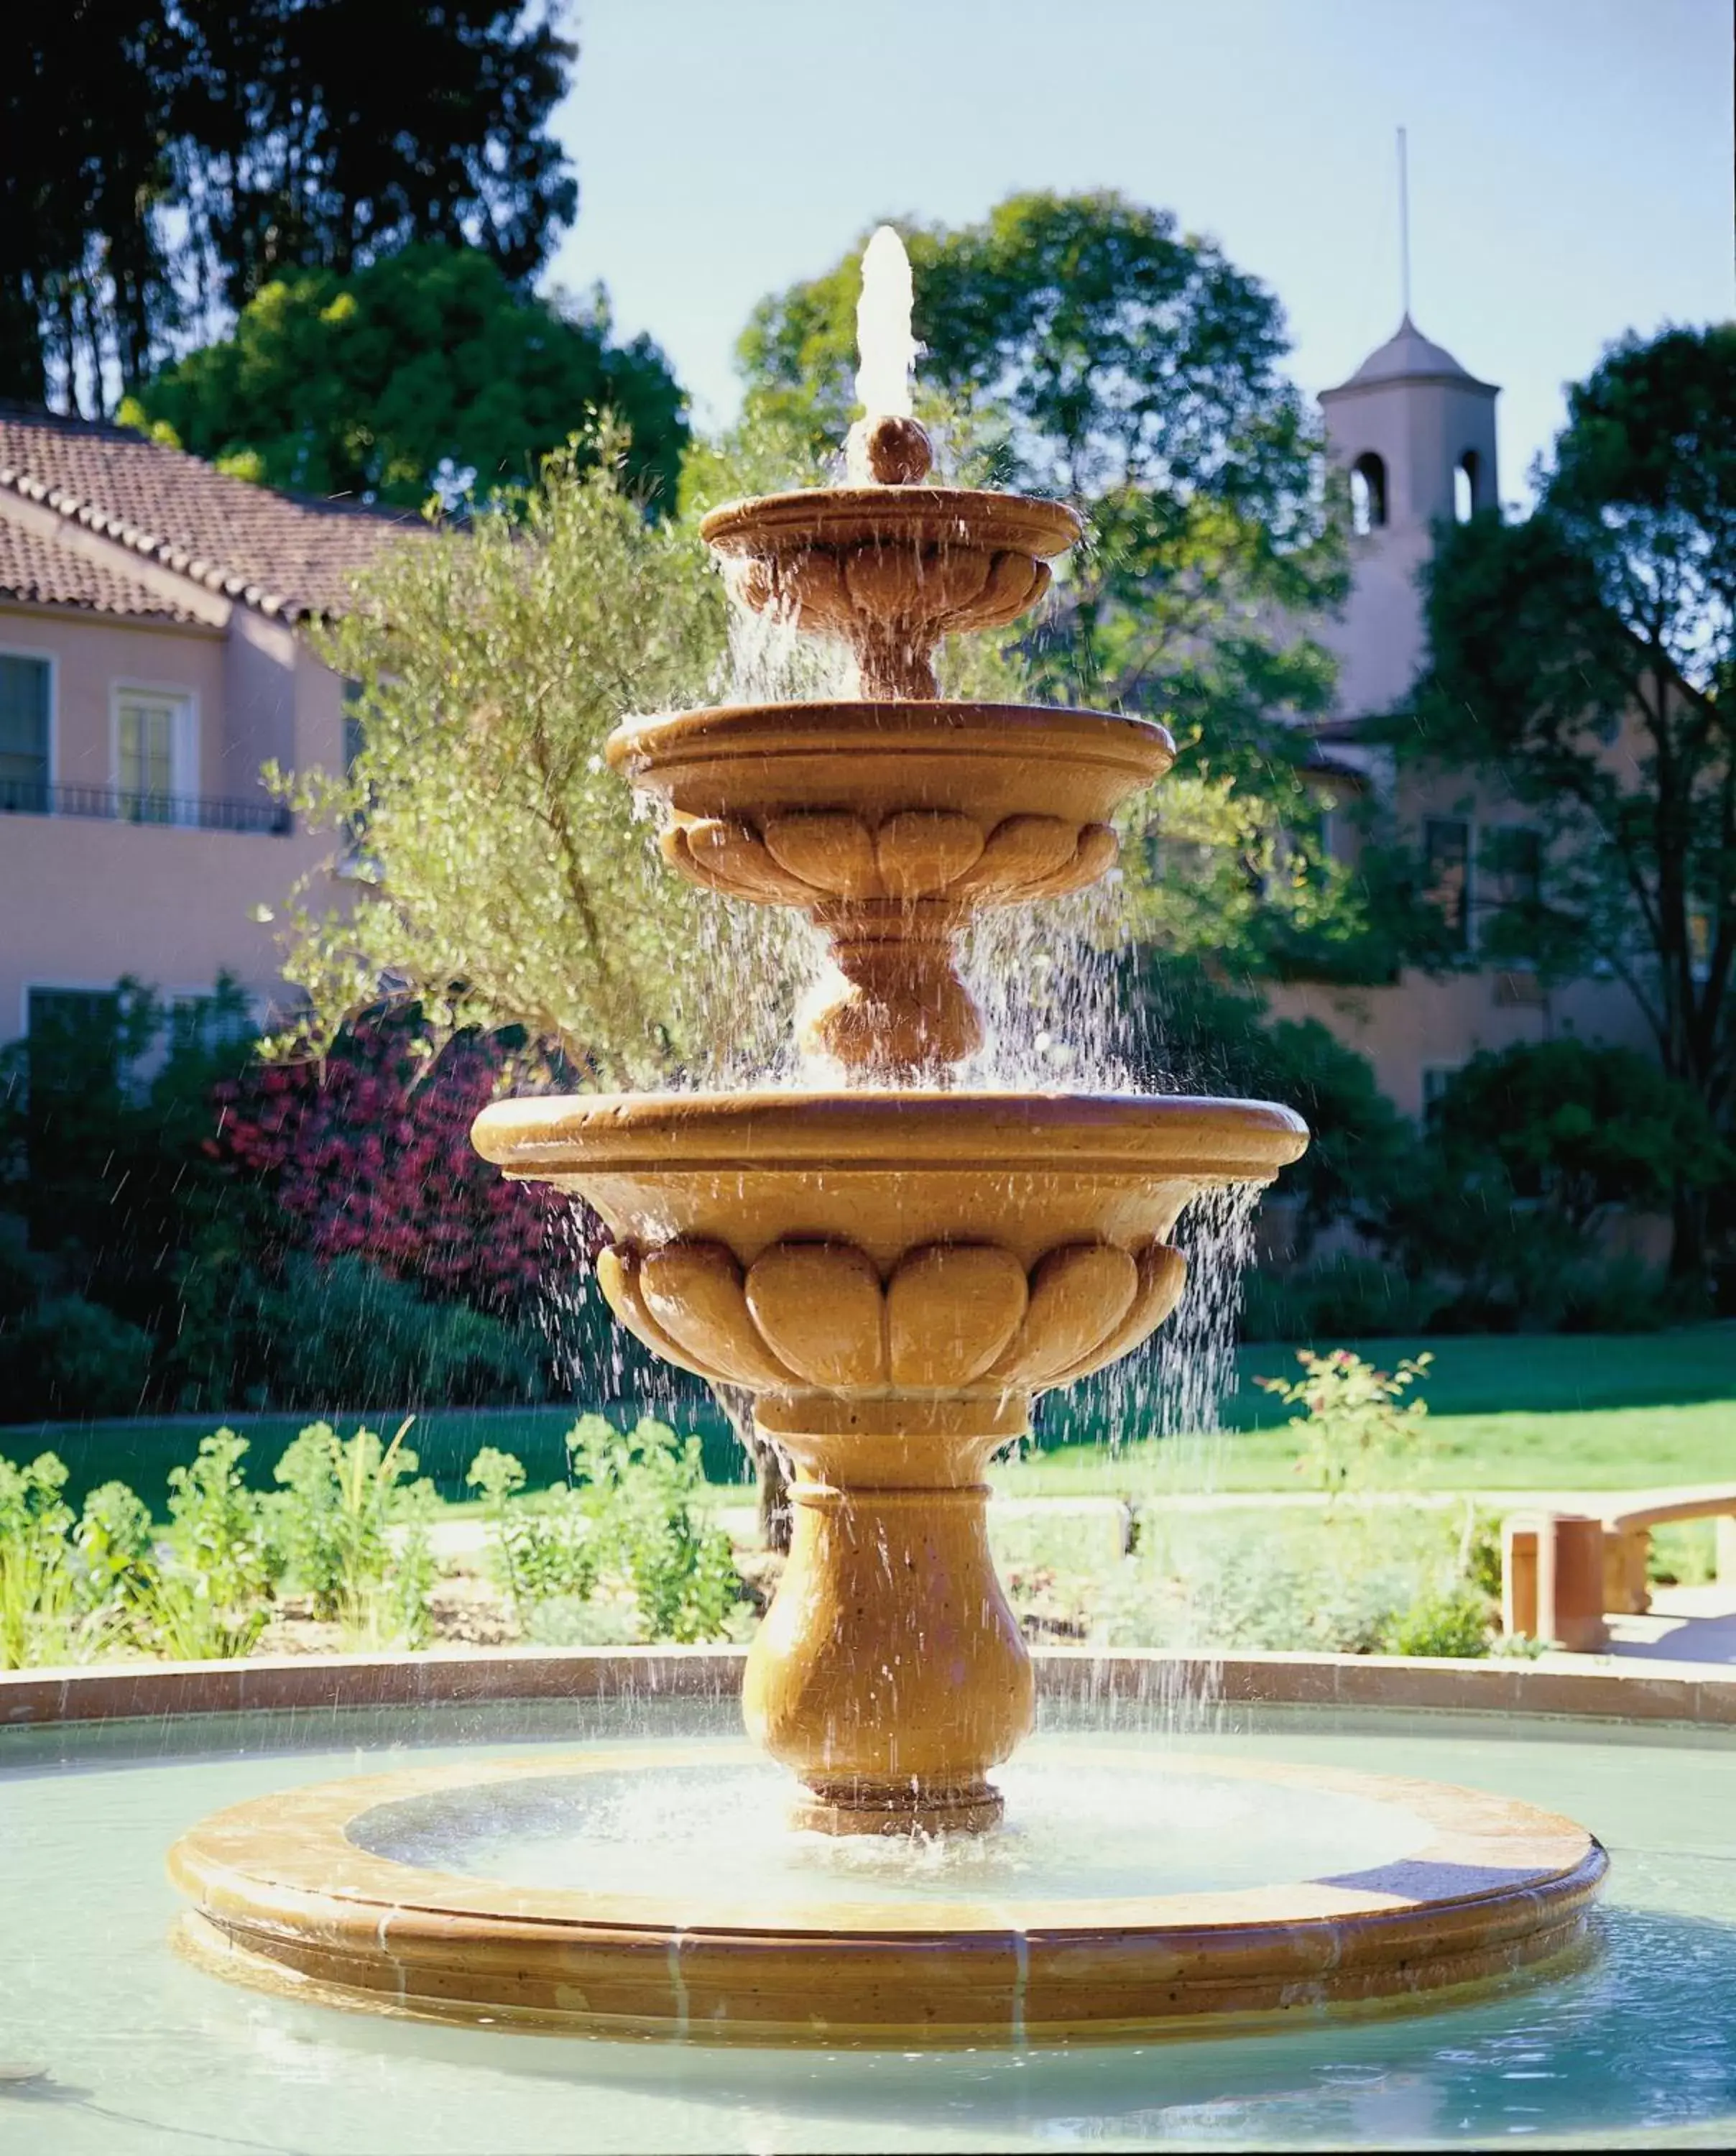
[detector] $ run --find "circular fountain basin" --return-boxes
[3,1667,1735,2153]
[168,1745,1602,2043]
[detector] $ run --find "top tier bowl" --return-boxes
[701,479,1082,701]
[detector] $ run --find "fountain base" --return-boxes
[788,1777,1005,1837]
[168,1745,1606,2045]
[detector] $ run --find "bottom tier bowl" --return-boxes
[169,1745,1606,2045]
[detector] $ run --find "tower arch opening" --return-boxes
[1454,449,1480,522]
[1350,452,1388,535]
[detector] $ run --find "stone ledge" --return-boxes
[3,1644,1732,1728]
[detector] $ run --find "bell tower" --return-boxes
[1319,318,1500,719]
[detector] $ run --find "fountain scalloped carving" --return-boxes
[597,1236,1186,1395]
[662,809,1119,909]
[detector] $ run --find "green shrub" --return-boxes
[137,1427,278,1656]
[0,1452,90,1667]
[567,1414,744,1645]
[466,1416,744,1645]
[0,1452,152,1665]
[128,1567,267,1660]
[268,1419,435,1646]
[0,1294,154,1418]
[75,1480,155,1603]
[1242,1258,1448,1343]
[258,1255,544,1410]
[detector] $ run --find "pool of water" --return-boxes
[3,1692,1734,2152]
[351,1751,1436,1907]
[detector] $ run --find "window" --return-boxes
[1421,1064,1458,1128]
[0,654,51,811]
[1423,817,1471,948]
[1454,450,1480,523]
[1350,452,1388,535]
[1502,826,1542,908]
[114,688,194,824]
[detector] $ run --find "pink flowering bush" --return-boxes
[208,1010,558,1315]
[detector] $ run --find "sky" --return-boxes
[544,0,1735,505]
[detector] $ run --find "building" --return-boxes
[1262,319,1653,1119]
[0,410,415,1051]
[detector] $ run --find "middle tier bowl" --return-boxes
[609,700,1175,912]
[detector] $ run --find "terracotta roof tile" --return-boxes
[0,407,423,621]
[0,517,208,625]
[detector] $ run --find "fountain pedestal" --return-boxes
[475,1089,1251,1834]
[745,1405,1032,1834]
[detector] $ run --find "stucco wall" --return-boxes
[1265,970,1656,1123]
[1,809,336,1037]
[0,604,228,798]
[1,597,347,1044]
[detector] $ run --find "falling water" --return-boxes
[716,560,854,707]
[959,885,1134,1095]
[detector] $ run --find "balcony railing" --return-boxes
[0,776,292,835]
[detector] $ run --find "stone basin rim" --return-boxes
[698,486,1083,558]
[471,1089,1311,1178]
[608,698,1176,772]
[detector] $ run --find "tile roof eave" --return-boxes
[0,590,224,634]
[0,467,307,621]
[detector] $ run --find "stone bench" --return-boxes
[1597,1488,1736,1616]
[1502,1489,1736,1651]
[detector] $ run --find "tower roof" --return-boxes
[1323,315,1497,398]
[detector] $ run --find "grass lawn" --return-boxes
[9,1326,1733,1514]
[1216,1327,1736,1427]
[995,1403,1736,1498]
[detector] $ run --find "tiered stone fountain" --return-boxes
[167,235,1604,2045]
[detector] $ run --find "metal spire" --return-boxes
[1397,125,1413,320]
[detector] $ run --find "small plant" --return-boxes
[568,1414,744,1645]
[0,1453,152,1666]
[0,1453,91,1668]
[128,1428,280,1659]
[464,1420,744,1644]
[467,1447,599,1627]
[1380,1583,1493,1659]
[165,1430,274,1607]
[129,1568,268,1660]
[1257,1348,1434,1503]
[269,1419,435,1647]
[76,1481,156,1604]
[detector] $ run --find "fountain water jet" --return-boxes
[167,231,1605,2043]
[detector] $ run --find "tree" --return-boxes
[0,1,576,412]
[165,0,576,315]
[278,435,815,1540]
[283,434,730,1074]
[738,193,1370,980]
[0,6,183,405]
[126,245,688,508]
[1410,325,1736,1276]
